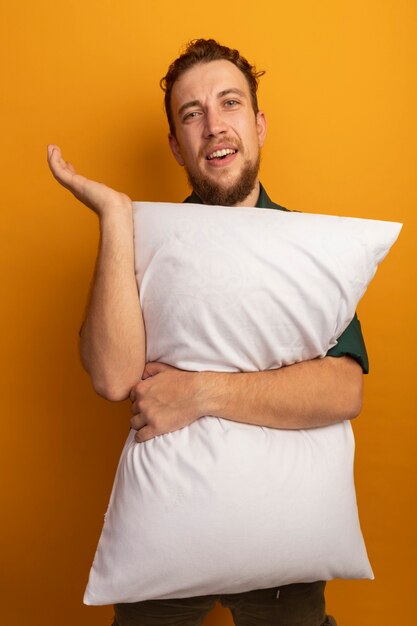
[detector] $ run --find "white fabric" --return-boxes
[84,201,401,605]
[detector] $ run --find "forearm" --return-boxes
[80,206,145,401]
[195,356,363,429]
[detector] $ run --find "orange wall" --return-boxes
[1,1,416,625]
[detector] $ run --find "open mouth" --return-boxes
[206,148,238,161]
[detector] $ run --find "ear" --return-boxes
[256,111,267,148]
[168,133,185,166]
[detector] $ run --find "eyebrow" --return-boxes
[177,88,247,117]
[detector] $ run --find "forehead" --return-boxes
[171,60,250,110]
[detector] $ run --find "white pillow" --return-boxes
[84,202,401,605]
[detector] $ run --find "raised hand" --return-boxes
[47,144,132,216]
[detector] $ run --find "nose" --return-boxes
[203,108,227,138]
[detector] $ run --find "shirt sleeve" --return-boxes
[326,313,369,374]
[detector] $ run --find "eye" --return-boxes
[224,99,239,107]
[183,110,201,122]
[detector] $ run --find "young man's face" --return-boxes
[168,59,267,206]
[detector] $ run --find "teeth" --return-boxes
[207,148,237,160]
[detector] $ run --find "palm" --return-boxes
[47,145,131,214]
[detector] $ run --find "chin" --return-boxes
[186,158,260,207]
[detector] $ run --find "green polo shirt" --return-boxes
[184,184,369,374]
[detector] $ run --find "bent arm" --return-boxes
[130,355,363,440]
[47,145,145,400]
[80,208,145,401]
[196,355,363,429]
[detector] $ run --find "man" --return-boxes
[48,38,367,626]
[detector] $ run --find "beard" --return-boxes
[185,153,261,207]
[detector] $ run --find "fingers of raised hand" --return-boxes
[47,145,133,214]
[47,144,81,189]
[47,144,68,173]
